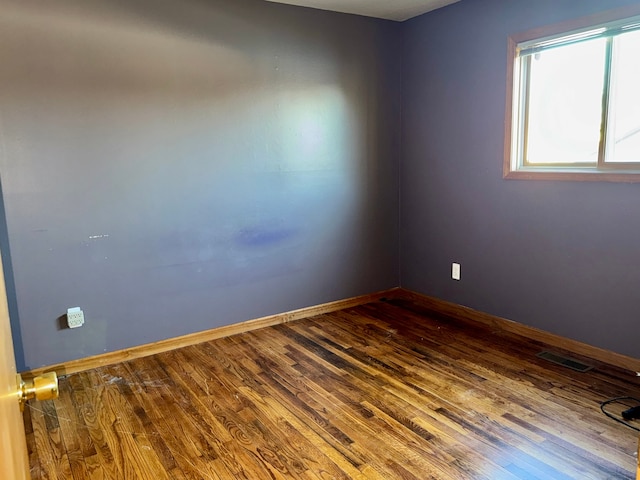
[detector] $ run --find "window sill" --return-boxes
[504,167,640,183]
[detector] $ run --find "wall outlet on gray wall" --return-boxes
[452,263,461,281]
[67,307,85,329]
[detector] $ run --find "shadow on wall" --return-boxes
[0,0,390,369]
[0,178,24,368]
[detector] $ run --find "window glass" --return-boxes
[607,29,640,163]
[525,38,606,165]
[505,7,640,181]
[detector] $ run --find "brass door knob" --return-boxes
[17,372,59,411]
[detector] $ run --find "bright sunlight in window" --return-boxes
[504,7,640,181]
[608,30,640,163]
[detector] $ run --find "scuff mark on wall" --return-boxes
[235,225,297,247]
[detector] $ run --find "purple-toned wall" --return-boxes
[0,0,401,370]
[5,0,639,371]
[401,0,640,359]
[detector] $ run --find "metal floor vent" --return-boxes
[536,351,593,372]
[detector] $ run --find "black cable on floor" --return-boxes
[600,397,640,432]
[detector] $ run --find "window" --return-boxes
[504,6,640,181]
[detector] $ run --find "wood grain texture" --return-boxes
[637,437,640,480]
[24,289,398,379]
[24,298,640,479]
[0,250,30,480]
[399,289,640,373]
[25,287,639,382]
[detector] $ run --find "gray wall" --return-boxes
[401,0,640,359]
[0,0,401,370]
[6,0,638,370]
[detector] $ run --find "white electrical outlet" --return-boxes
[67,307,85,328]
[452,263,461,281]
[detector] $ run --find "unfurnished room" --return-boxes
[1,0,640,478]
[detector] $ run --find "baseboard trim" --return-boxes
[26,286,637,378]
[398,288,640,374]
[24,287,400,378]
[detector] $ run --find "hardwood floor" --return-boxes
[24,298,640,479]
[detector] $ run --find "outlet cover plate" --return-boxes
[452,263,461,281]
[67,307,85,328]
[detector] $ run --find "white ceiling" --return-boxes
[264,0,461,22]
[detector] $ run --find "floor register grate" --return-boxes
[536,350,594,372]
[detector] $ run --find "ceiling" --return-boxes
[264,0,461,22]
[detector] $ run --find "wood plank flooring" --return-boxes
[24,298,640,479]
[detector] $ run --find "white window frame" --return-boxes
[504,5,640,182]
